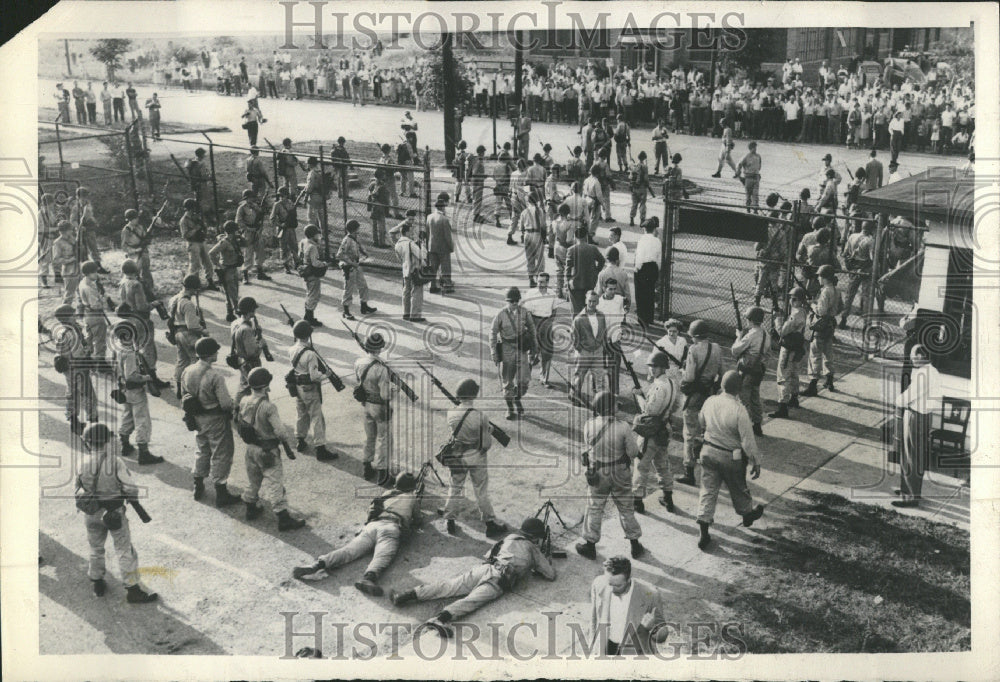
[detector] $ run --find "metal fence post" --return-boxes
[207,139,220,221]
[319,145,330,261]
[138,121,154,192]
[54,121,66,181]
[865,212,888,357]
[785,201,800,316]
[122,125,140,212]
[423,146,432,218]
[658,198,674,321]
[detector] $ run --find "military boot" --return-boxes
[92,578,107,597]
[675,465,697,486]
[245,501,263,520]
[193,476,205,501]
[136,444,163,465]
[514,397,525,416]
[315,445,338,462]
[697,521,711,550]
[126,585,158,604]
[801,379,819,397]
[277,510,306,531]
[296,437,308,453]
[215,483,241,507]
[354,571,383,597]
[769,403,789,419]
[119,434,136,458]
[824,374,835,392]
[390,588,417,606]
[360,302,377,315]
[659,492,675,513]
[742,504,764,527]
[575,541,597,560]
[505,398,516,420]
[630,539,646,559]
[342,306,356,321]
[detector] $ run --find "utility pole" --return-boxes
[65,39,72,76]
[512,30,524,158]
[442,32,456,165]
[709,27,717,90]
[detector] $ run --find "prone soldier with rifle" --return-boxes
[209,221,246,322]
[293,471,426,596]
[236,367,307,531]
[285,316,343,462]
[75,422,158,603]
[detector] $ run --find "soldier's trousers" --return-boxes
[342,267,369,307]
[807,335,834,379]
[739,374,763,425]
[776,346,801,404]
[363,402,391,470]
[414,563,504,619]
[242,233,267,274]
[304,276,321,312]
[193,412,234,485]
[443,450,495,522]
[295,384,326,446]
[85,510,139,587]
[842,272,871,318]
[318,519,400,576]
[583,462,642,543]
[62,274,80,305]
[754,265,781,306]
[308,198,325,228]
[633,436,672,496]
[401,274,424,319]
[236,356,262,406]
[65,365,98,422]
[120,395,152,444]
[471,183,484,217]
[554,245,568,298]
[682,404,705,468]
[280,228,298,269]
[220,268,240,312]
[499,347,530,399]
[744,175,760,208]
[84,317,108,359]
[174,331,199,389]
[524,232,545,279]
[80,229,102,265]
[629,192,647,224]
[697,444,754,525]
[187,241,215,281]
[126,249,154,298]
[243,445,288,512]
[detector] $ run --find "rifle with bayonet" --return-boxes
[416,361,511,448]
[277,304,344,391]
[730,283,744,334]
[341,320,418,402]
[647,337,685,369]
[550,365,590,410]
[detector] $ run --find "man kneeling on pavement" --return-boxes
[389,516,556,638]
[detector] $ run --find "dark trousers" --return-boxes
[569,288,588,315]
[245,121,259,146]
[86,102,97,124]
[112,98,125,122]
[635,262,659,327]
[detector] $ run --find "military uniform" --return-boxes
[186,156,208,209]
[581,414,642,545]
[76,277,108,359]
[442,406,496,524]
[69,198,102,266]
[775,304,807,405]
[354,355,394,474]
[409,530,556,619]
[238,392,295,514]
[120,219,154,295]
[550,216,574,298]
[270,197,298,271]
[807,281,840,382]
[680,340,723,471]
[696,393,761,525]
[633,373,681,500]
[732,325,770,425]
[289,340,327,449]
[304,168,326,228]
[179,210,215,284]
[629,160,651,225]
[236,199,267,278]
[168,290,206,389]
[246,154,270,197]
[55,317,98,425]
[181,358,235,489]
[336,233,370,309]
[298,235,324,317]
[840,230,874,323]
[209,233,243,316]
[559,193,591,241]
[489,303,539,403]
[230,317,263,405]
[116,343,151,449]
[754,219,788,310]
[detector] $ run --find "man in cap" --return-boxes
[209,221,244,322]
[389,212,427,322]
[111,316,163,465]
[632,350,682,514]
[754,195,789,312]
[296,223,326,326]
[118,259,169,389]
[427,192,455,294]
[576,391,645,560]
[120,208,155,296]
[695,370,764,550]
[69,187,107,272]
[521,273,560,386]
[181,337,242,507]
[270,186,298,274]
[839,219,876,329]
[336,219,377,321]
[238,367,306,531]
[76,261,111,360]
[732,306,770,435]
[246,145,271,198]
[277,137,307,192]
[676,319,723,487]
[178,199,219,292]
[354,332,396,486]
[769,286,808,419]
[236,189,271,283]
[76,422,158,603]
[801,264,841,396]
[736,141,762,209]
[187,148,209,210]
[289,319,337,462]
[892,344,943,508]
[230,296,270,406]
[490,284,541,420]
[439,378,506,537]
[53,304,98,434]
[628,150,652,227]
[168,274,208,397]
[294,471,424,592]
[302,157,327,228]
[389,515,555,639]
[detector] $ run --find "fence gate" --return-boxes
[660,197,799,337]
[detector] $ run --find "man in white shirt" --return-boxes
[596,279,628,398]
[633,218,661,327]
[521,273,560,386]
[892,344,944,508]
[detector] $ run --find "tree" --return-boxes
[422,50,472,112]
[723,29,785,80]
[172,46,199,66]
[89,39,132,81]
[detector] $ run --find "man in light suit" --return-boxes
[426,192,455,294]
[571,290,609,404]
[590,556,669,655]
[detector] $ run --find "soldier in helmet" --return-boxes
[270,186,299,275]
[245,145,271,198]
[181,337,241,507]
[575,391,645,561]
[209,220,244,322]
[354,332,395,487]
[120,208,155,296]
[441,378,507,539]
[51,220,81,304]
[289,319,338,461]
[675,319,723,487]
[238,367,306,531]
[801,264,841,396]
[297,223,326,327]
[230,296,271,406]
[769,287,808,419]
[632,350,682,515]
[76,260,111,360]
[168,275,208,397]
[110,317,163,465]
[731,306,771,435]
[301,156,326,228]
[336,219,377,321]
[236,189,270,283]
[490,286,539,420]
[53,303,98,434]
[77,422,158,603]
[389,515,555,639]
[179,198,219,291]
[293,471,424,595]
[118,259,170,390]
[187,148,209,210]
[69,187,108,272]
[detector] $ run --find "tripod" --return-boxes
[534,499,569,558]
[417,459,445,491]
